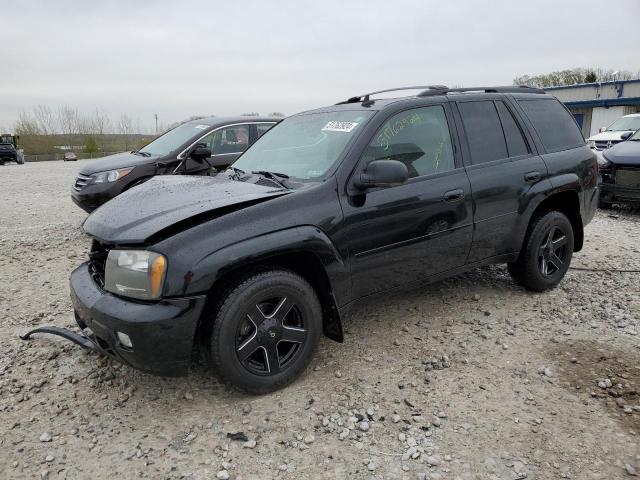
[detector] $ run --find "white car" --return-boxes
[587,113,640,153]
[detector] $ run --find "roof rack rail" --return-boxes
[417,85,545,97]
[335,85,449,105]
[336,85,545,105]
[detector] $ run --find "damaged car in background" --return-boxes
[23,85,598,394]
[70,116,279,212]
[598,127,640,208]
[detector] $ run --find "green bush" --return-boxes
[84,136,99,153]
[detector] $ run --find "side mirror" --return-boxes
[189,144,211,161]
[620,131,634,141]
[354,160,408,189]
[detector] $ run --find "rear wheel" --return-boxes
[209,269,322,394]
[508,211,574,292]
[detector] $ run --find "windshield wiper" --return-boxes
[252,170,290,189]
[132,150,152,157]
[226,166,247,180]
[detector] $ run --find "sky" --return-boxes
[1,0,639,132]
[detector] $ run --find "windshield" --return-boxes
[607,116,640,132]
[233,111,374,180]
[139,123,210,156]
[0,135,13,144]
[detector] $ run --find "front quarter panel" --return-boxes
[154,180,349,303]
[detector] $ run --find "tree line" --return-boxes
[513,68,640,88]
[12,106,150,155]
[10,107,286,156]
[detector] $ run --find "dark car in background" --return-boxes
[599,128,640,207]
[68,85,597,393]
[70,116,279,212]
[0,133,23,165]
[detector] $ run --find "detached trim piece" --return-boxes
[20,326,98,351]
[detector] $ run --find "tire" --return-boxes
[209,269,322,394]
[508,211,574,292]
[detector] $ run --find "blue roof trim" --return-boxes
[545,79,640,91]
[563,97,640,108]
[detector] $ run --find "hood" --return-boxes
[587,131,632,142]
[602,140,640,166]
[79,151,159,175]
[83,175,290,244]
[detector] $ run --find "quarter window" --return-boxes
[517,98,584,152]
[458,101,508,165]
[363,106,455,179]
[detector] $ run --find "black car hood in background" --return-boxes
[79,151,160,175]
[83,175,290,244]
[603,141,640,166]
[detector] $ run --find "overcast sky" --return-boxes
[1,0,639,132]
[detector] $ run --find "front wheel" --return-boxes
[508,211,574,292]
[209,270,322,394]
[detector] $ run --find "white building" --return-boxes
[546,80,640,138]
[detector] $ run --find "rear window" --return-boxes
[517,98,584,152]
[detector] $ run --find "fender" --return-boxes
[514,173,583,253]
[182,226,349,341]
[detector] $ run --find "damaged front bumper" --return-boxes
[23,263,208,377]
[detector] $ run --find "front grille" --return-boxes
[88,240,110,288]
[616,168,640,188]
[73,174,92,191]
[594,140,620,151]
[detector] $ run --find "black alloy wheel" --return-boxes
[235,296,308,375]
[209,269,322,393]
[538,225,569,277]
[507,210,574,292]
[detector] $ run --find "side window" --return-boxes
[458,101,508,165]
[363,105,455,179]
[209,125,250,155]
[517,98,584,152]
[495,101,530,157]
[256,123,275,138]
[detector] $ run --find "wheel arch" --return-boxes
[522,188,584,254]
[191,227,348,350]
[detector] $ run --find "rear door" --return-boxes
[453,97,547,263]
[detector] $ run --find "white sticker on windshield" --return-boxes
[322,121,359,133]
[194,125,208,130]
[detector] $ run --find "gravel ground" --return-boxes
[1,161,639,480]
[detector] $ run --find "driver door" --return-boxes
[338,104,473,299]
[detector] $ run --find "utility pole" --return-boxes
[154,114,158,135]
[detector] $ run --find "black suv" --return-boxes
[70,116,279,212]
[69,86,598,393]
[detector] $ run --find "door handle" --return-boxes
[443,189,464,202]
[524,171,541,182]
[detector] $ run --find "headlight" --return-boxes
[587,140,596,149]
[92,167,133,184]
[104,250,167,300]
